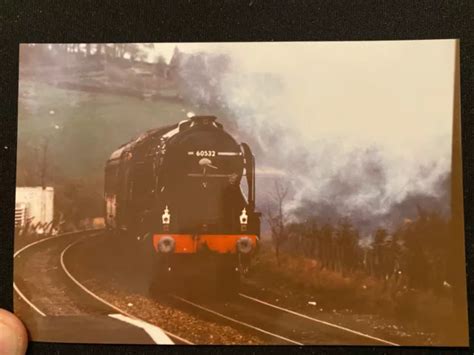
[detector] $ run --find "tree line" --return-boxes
[20,43,155,64]
[264,180,458,295]
[20,44,231,104]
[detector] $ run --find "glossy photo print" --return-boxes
[13,40,467,346]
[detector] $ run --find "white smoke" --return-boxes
[214,41,455,225]
[156,41,455,228]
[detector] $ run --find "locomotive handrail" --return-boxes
[240,143,255,210]
[187,173,238,178]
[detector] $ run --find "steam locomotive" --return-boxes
[104,115,260,293]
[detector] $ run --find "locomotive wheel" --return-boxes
[149,257,173,296]
[215,257,241,299]
[137,232,155,260]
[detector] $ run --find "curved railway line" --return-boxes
[14,230,400,346]
[14,230,192,345]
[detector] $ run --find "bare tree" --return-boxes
[264,179,290,266]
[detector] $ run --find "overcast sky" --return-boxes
[149,41,457,214]
[115,40,459,221]
[151,40,455,162]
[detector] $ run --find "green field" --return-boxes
[16,80,207,224]
[17,80,200,183]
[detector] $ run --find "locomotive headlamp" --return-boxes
[239,208,248,225]
[162,205,171,225]
[158,236,175,253]
[240,208,248,231]
[237,236,253,254]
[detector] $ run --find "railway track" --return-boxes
[14,230,400,346]
[170,293,399,345]
[13,230,192,345]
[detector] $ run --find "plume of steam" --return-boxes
[160,43,455,233]
[172,45,453,233]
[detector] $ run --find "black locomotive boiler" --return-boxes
[104,115,260,292]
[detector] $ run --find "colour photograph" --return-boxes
[13,40,467,346]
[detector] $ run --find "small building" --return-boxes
[15,202,27,227]
[15,187,54,233]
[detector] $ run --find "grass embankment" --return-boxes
[17,80,197,181]
[248,243,461,343]
[16,80,201,224]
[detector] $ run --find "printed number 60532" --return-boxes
[196,150,216,157]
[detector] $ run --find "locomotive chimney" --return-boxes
[190,115,217,125]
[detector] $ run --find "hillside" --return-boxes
[16,80,205,225]
[17,80,197,180]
